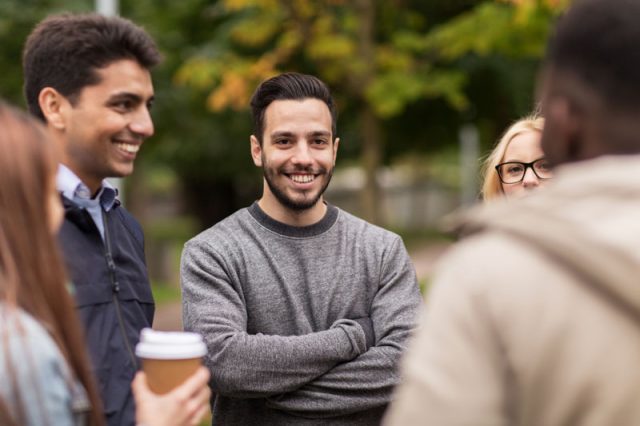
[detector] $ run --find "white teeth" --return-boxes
[115,143,140,154]
[291,174,314,183]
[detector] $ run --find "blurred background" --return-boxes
[0,0,568,310]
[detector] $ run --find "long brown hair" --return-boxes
[0,101,104,425]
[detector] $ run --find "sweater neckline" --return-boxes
[248,201,338,238]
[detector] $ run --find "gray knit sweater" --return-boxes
[181,202,421,425]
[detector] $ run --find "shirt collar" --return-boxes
[247,201,339,238]
[56,164,118,211]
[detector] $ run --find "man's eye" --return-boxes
[275,139,290,145]
[113,100,133,111]
[312,139,328,145]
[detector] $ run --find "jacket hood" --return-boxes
[448,154,640,323]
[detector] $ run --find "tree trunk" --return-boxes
[360,105,383,224]
[354,0,383,225]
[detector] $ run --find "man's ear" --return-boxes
[542,95,584,165]
[250,135,263,167]
[39,87,69,130]
[332,137,340,165]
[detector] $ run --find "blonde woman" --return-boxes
[481,116,551,200]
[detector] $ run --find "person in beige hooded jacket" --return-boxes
[384,0,640,424]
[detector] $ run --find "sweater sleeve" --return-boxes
[181,239,370,398]
[265,237,422,417]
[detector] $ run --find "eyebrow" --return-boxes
[501,157,546,164]
[107,92,155,104]
[270,130,332,138]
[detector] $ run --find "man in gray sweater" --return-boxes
[181,72,421,425]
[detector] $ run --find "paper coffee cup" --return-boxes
[135,328,207,395]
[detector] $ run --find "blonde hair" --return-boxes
[481,115,545,201]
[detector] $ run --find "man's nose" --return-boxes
[129,107,154,139]
[291,142,313,165]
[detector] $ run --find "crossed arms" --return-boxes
[181,236,420,418]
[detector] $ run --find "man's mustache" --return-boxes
[279,166,328,174]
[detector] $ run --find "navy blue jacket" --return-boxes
[58,196,154,426]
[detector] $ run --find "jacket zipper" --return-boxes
[102,209,138,369]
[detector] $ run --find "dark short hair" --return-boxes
[250,72,337,143]
[23,13,161,121]
[545,0,640,111]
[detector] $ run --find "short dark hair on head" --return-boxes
[23,13,161,121]
[545,0,640,111]
[250,72,337,143]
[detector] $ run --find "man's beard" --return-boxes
[262,162,334,212]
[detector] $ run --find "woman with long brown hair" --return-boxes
[0,100,103,425]
[0,101,210,426]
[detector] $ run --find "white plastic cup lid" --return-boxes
[135,328,207,360]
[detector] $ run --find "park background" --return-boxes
[0,0,568,315]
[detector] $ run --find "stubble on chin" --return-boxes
[262,166,333,211]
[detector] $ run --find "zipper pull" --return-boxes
[105,253,119,292]
[105,253,116,271]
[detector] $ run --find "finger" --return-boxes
[195,385,211,407]
[188,402,211,426]
[179,376,211,425]
[185,382,211,417]
[172,366,210,399]
[190,366,210,388]
[171,396,203,426]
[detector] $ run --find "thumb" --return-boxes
[132,371,150,401]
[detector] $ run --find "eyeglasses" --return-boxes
[495,158,553,184]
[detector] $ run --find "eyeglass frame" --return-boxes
[494,158,552,184]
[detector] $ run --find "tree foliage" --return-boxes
[0,0,569,229]
[0,0,90,104]
[174,0,566,116]
[169,0,566,223]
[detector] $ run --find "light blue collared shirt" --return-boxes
[56,165,118,241]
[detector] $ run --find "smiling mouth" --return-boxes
[288,174,316,184]
[114,142,140,154]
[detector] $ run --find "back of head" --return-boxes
[546,0,640,113]
[250,72,337,143]
[23,13,161,121]
[0,101,104,425]
[542,0,640,160]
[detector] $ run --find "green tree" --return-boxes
[122,0,262,229]
[0,0,91,104]
[0,0,569,231]
[173,0,566,224]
